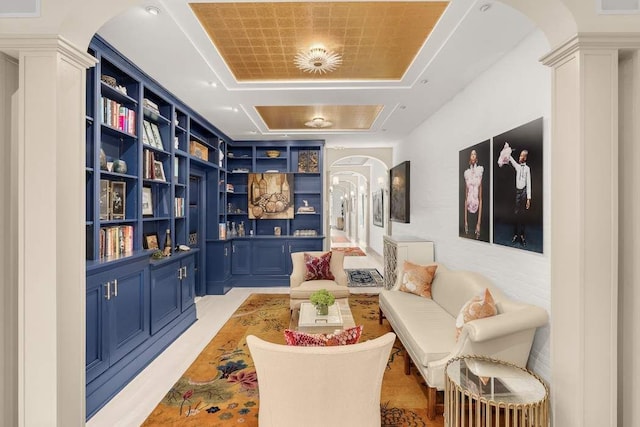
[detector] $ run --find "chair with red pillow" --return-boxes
[289,250,349,310]
[247,332,395,427]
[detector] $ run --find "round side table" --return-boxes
[445,355,549,427]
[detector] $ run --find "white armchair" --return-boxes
[247,332,396,427]
[289,251,349,309]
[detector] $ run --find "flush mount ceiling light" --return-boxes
[145,5,160,15]
[304,117,333,128]
[294,47,343,74]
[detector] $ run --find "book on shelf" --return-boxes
[174,197,185,217]
[99,225,133,258]
[143,98,160,114]
[100,96,136,135]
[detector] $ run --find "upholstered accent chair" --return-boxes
[289,250,349,309]
[247,332,396,427]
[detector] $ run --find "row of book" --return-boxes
[100,96,136,135]
[143,149,167,181]
[175,197,185,217]
[99,225,133,258]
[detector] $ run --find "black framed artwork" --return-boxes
[493,117,543,253]
[372,190,383,227]
[390,161,410,223]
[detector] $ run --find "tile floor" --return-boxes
[88,231,383,426]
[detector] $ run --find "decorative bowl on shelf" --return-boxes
[266,150,280,158]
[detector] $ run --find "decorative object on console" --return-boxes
[248,173,294,219]
[390,161,410,223]
[309,288,336,315]
[398,261,437,298]
[163,229,172,256]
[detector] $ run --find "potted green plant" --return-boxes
[309,289,335,316]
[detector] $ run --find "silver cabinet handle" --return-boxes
[282,245,285,253]
[289,245,292,253]
[232,245,236,253]
[178,267,183,280]
[183,266,187,278]
[113,279,118,297]
[104,282,111,300]
[224,247,228,256]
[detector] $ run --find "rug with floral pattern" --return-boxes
[142,293,443,426]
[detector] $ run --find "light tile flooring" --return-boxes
[88,231,383,426]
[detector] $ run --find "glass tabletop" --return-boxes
[446,356,547,404]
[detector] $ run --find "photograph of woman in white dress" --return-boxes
[459,140,490,242]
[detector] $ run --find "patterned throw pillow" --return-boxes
[398,261,438,298]
[283,325,363,346]
[455,288,497,340]
[304,252,335,281]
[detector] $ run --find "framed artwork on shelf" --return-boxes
[144,233,159,250]
[390,161,410,223]
[99,179,110,220]
[153,160,166,182]
[110,181,126,220]
[142,120,153,146]
[150,122,164,150]
[247,173,294,219]
[298,150,319,173]
[142,187,153,216]
[372,189,384,227]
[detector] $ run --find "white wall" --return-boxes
[392,30,552,380]
[369,159,387,256]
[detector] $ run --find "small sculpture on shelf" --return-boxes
[297,200,315,214]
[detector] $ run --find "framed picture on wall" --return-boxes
[459,140,490,242]
[372,190,383,227]
[390,161,410,223]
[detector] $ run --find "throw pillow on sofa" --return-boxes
[303,251,335,281]
[455,288,497,339]
[399,261,438,298]
[284,325,363,346]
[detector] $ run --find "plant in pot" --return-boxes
[309,289,335,316]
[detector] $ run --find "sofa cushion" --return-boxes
[399,261,437,298]
[431,270,496,317]
[455,288,497,339]
[283,325,363,346]
[304,251,335,281]
[380,290,456,366]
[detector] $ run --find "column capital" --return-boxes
[542,32,640,67]
[0,34,95,69]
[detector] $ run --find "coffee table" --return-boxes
[290,299,355,334]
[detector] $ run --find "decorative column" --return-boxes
[0,35,95,426]
[541,34,638,427]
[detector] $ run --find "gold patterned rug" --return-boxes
[142,294,444,426]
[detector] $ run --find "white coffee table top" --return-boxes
[298,302,343,329]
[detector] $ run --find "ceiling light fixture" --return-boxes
[304,117,333,128]
[294,47,343,74]
[145,5,160,15]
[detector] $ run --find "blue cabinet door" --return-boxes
[86,271,110,384]
[285,238,324,273]
[252,240,287,275]
[180,255,196,312]
[150,260,181,334]
[108,264,150,365]
[232,240,251,274]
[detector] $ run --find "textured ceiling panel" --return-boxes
[190,1,449,81]
[255,105,383,130]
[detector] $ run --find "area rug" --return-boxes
[331,246,366,256]
[346,268,384,287]
[142,294,441,426]
[331,235,351,243]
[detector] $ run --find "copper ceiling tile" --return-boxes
[190,1,449,81]
[255,105,383,130]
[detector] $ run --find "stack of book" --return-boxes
[99,225,133,258]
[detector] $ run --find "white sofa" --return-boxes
[378,263,548,419]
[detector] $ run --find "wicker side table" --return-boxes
[445,355,549,427]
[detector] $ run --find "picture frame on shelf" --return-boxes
[298,150,319,173]
[153,160,166,182]
[99,179,110,220]
[110,181,126,220]
[150,122,164,150]
[142,186,153,216]
[142,120,154,146]
[144,233,160,250]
